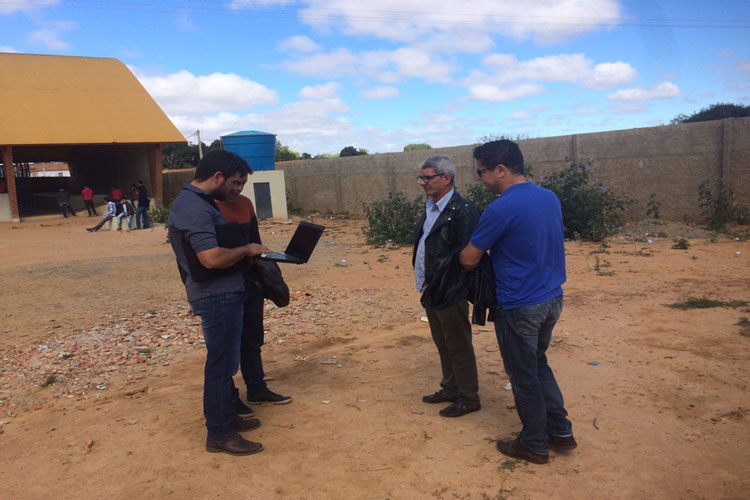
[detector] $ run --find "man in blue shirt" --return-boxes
[460,140,575,465]
[413,155,481,418]
[168,150,270,456]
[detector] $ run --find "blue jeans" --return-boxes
[494,295,572,454]
[190,291,246,441]
[136,206,150,229]
[240,286,268,398]
[117,213,132,229]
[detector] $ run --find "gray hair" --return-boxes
[418,155,455,184]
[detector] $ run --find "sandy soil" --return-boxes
[0,213,749,500]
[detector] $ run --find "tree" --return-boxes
[275,140,300,162]
[300,152,312,159]
[670,103,750,124]
[403,143,432,151]
[162,143,200,169]
[340,146,369,157]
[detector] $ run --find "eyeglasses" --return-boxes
[476,168,489,177]
[417,174,443,183]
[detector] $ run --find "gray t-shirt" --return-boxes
[167,183,245,303]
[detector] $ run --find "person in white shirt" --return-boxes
[86,197,117,232]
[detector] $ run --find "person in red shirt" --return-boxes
[110,185,123,215]
[216,193,292,412]
[81,185,97,216]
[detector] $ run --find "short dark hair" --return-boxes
[473,140,524,175]
[194,150,252,181]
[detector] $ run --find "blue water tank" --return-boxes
[220,130,276,171]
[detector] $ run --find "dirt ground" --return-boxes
[0,213,748,500]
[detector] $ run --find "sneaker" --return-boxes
[439,401,481,418]
[422,391,457,404]
[247,389,292,405]
[235,399,255,418]
[549,434,577,452]
[496,438,549,465]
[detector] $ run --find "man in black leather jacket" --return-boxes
[412,155,481,418]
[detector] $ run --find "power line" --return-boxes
[6,0,749,29]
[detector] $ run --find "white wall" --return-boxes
[0,193,12,222]
[241,170,288,220]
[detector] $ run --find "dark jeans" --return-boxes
[494,295,572,454]
[240,286,267,398]
[84,199,97,216]
[425,299,479,404]
[136,206,150,229]
[89,215,113,231]
[190,291,246,441]
[59,203,76,217]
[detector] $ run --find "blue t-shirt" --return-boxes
[470,182,566,309]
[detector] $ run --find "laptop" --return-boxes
[260,221,325,264]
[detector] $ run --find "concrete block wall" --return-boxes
[280,118,750,222]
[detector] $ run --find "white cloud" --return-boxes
[736,59,750,74]
[132,68,278,114]
[284,46,455,84]
[509,111,532,121]
[573,106,599,115]
[298,0,622,48]
[26,21,76,51]
[228,0,295,8]
[0,0,58,15]
[480,53,635,89]
[278,35,321,53]
[299,82,340,99]
[607,81,680,101]
[0,45,18,52]
[468,83,544,102]
[360,86,400,99]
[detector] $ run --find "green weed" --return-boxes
[666,297,748,310]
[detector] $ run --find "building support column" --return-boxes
[2,146,20,222]
[147,144,164,204]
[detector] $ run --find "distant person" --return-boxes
[117,196,135,231]
[413,155,481,418]
[135,184,151,229]
[56,188,77,218]
[216,192,292,410]
[167,150,271,456]
[111,185,123,215]
[460,139,575,465]
[86,197,117,232]
[81,185,97,216]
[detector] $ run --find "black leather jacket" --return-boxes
[412,190,480,300]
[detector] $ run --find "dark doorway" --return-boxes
[253,182,273,219]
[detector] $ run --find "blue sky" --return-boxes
[2,0,749,155]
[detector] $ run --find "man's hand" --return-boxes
[246,243,271,264]
[459,242,485,273]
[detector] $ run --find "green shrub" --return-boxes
[363,191,423,246]
[538,162,630,242]
[698,180,740,231]
[465,182,497,213]
[646,193,661,219]
[149,202,171,225]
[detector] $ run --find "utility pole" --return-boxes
[196,130,203,160]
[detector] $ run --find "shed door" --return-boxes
[253,182,273,219]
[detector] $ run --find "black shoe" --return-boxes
[86,228,95,232]
[247,389,292,405]
[235,399,255,418]
[206,433,263,456]
[549,434,577,452]
[439,401,481,418]
[235,418,261,432]
[496,438,549,465]
[422,391,457,404]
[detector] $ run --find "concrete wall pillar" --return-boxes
[2,146,20,222]
[147,144,164,203]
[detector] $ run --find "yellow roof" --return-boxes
[0,53,185,146]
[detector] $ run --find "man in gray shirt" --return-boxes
[168,150,270,456]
